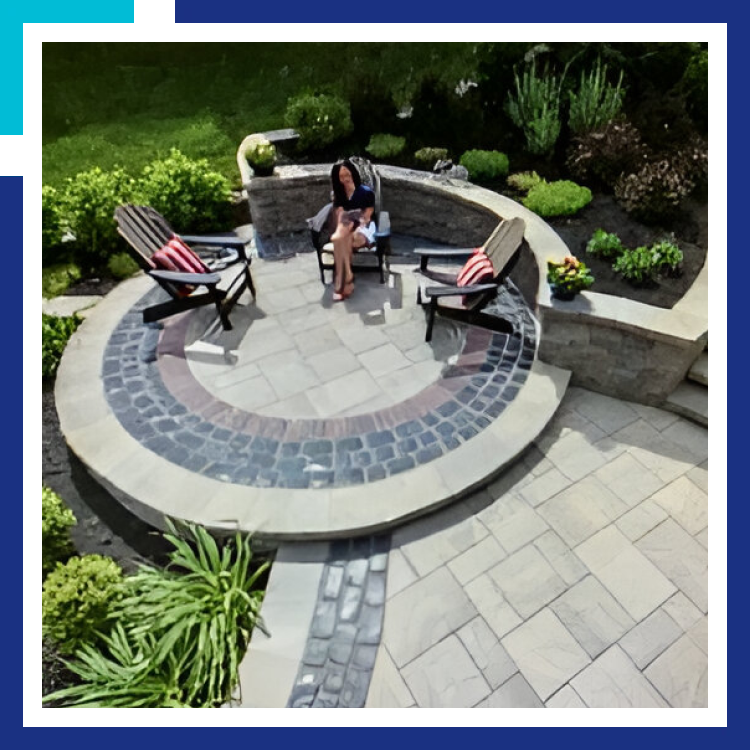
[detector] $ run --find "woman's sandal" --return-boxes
[333,278,355,302]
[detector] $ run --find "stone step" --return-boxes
[688,350,708,386]
[664,381,708,427]
[42,295,103,319]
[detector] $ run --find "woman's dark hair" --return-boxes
[331,159,361,206]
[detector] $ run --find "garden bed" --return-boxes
[545,193,707,310]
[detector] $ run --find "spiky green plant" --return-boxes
[568,58,625,135]
[43,519,270,708]
[505,61,563,156]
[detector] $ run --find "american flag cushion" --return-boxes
[457,249,494,287]
[151,237,210,296]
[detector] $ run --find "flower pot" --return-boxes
[250,163,276,177]
[550,284,577,301]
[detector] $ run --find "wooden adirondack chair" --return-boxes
[114,204,255,331]
[414,217,526,342]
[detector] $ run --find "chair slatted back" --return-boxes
[114,205,173,271]
[483,217,526,282]
[349,155,382,222]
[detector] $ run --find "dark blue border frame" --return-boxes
[26,10,724,742]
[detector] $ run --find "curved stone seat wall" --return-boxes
[246,164,707,405]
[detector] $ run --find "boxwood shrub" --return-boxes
[522,179,592,217]
[458,150,509,181]
[284,92,353,152]
[42,554,124,654]
[42,486,77,581]
[366,133,406,160]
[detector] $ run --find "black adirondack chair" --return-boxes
[415,217,526,342]
[309,156,392,285]
[114,204,255,331]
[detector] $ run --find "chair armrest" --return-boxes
[415,246,475,272]
[414,246,475,258]
[150,269,221,286]
[375,211,391,237]
[178,234,247,249]
[424,282,498,298]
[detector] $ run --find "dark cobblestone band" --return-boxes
[102,281,536,490]
[287,535,391,708]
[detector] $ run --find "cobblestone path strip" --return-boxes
[102,279,536,490]
[286,535,391,708]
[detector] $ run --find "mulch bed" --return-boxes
[545,194,707,309]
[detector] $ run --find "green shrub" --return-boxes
[612,246,662,285]
[611,239,683,285]
[42,554,124,655]
[566,118,650,189]
[507,171,543,193]
[44,520,270,708]
[42,263,82,299]
[614,137,707,223]
[61,166,137,269]
[414,146,449,166]
[505,60,563,156]
[107,252,140,280]
[42,486,77,581]
[568,58,625,135]
[284,91,353,152]
[138,148,232,233]
[366,133,406,160]
[650,238,684,273]
[42,313,82,379]
[522,179,592,217]
[586,228,625,261]
[42,186,67,265]
[458,150,509,181]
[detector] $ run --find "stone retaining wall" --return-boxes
[245,164,708,405]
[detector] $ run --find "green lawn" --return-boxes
[42,42,482,190]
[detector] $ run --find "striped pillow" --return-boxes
[457,249,494,287]
[151,237,210,296]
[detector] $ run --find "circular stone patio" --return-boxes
[56,237,570,543]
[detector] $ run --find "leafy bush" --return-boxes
[568,58,625,135]
[61,166,137,269]
[284,91,353,152]
[649,237,684,273]
[42,186,67,265]
[414,146,449,166]
[547,255,595,294]
[107,252,140,280]
[44,520,270,708]
[505,60,563,156]
[566,118,650,190]
[586,228,625,261]
[42,554,124,655]
[42,263,82,299]
[612,246,661,285]
[366,133,406,160]
[458,150,509,181]
[42,313,82,379]
[507,171,543,193]
[612,239,683,285]
[614,137,708,223]
[42,486,77,581]
[522,179,592,217]
[138,148,232,233]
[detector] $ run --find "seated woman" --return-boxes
[329,159,376,301]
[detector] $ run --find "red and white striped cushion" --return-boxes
[151,237,210,274]
[457,249,494,287]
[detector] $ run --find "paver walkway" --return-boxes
[239,386,709,708]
